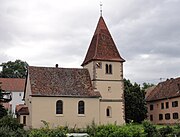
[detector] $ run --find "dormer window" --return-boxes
[105,64,112,74]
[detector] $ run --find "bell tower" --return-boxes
[82,16,125,125]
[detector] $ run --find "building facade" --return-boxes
[0,78,25,115]
[146,77,180,124]
[22,16,125,128]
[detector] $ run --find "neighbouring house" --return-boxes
[0,78,25,115]
[16,104,29,125]
[22,15,125,128]
[146,77,180,124]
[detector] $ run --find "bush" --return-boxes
[0,115,27,137]
[0,126,27,137]
[158,126,173,137]
[28,127,66,137]
[0,115,23,130]
[142,120,159,137]
[86,123,145,137]
[93,124,119,137]
[109,124,145,137]
[169,124,180,137]
[0,105,7,118]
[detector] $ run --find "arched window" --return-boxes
[106,106,112,117]
[56,100,63,114]
[105,64,109,74]
[109,64,112,74]
[78,101,85,114]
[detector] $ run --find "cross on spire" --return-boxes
[100,1,103,17]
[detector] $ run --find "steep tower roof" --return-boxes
[82,16,125,66]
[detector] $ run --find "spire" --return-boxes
[100,1,103,17]
[81,16,125,66]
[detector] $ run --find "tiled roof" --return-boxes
[0,78,25,92]
[28,66,101,98]
[146,77,180,102]
[81,16,125,66]
[16,104,29,115]
[145,86,156,99]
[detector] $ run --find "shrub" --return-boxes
[109,124,145,137]
[0,115,23,130]
[170,124,180,137]
[158,126,173,137]
[0,105,7,118]
[86,121,97,136]
[0,126,27,137]
[94,124,119,137]
[28,127,66,137]
[142,120,159,137]
[86,123,146,137]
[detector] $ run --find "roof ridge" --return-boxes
[29,66,85,70]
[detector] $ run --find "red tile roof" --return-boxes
[0,78,25,92]
[81,16,125,66]
[27,66,101,98]
[146,77,180,102]
[16,104,29,115]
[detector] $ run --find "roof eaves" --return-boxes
[30,94,101,98]
[146,94,180,102]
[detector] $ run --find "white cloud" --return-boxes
[0,0,180,84]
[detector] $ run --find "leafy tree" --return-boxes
[0,59,28,78]
[0,115,23,130]
[124,79,147,123]
[0,105,7,118]
[0,84,7,118]
[0,115,26,137]
[142,82,155,91]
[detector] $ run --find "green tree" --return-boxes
[0,59,28,78]
[0,84,7,118]
[142,82,155,91]
[124,79,147,123]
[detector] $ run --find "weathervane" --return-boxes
[100,1,103,16]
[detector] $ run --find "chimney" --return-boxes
[55,64,58,68]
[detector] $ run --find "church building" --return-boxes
[20,15,125,128]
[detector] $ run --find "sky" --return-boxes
[0,0,180,84]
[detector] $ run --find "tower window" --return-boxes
[109,64,112,74]
[106,106,112,117]
[105,64,109,74]
[105,64,112,74]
